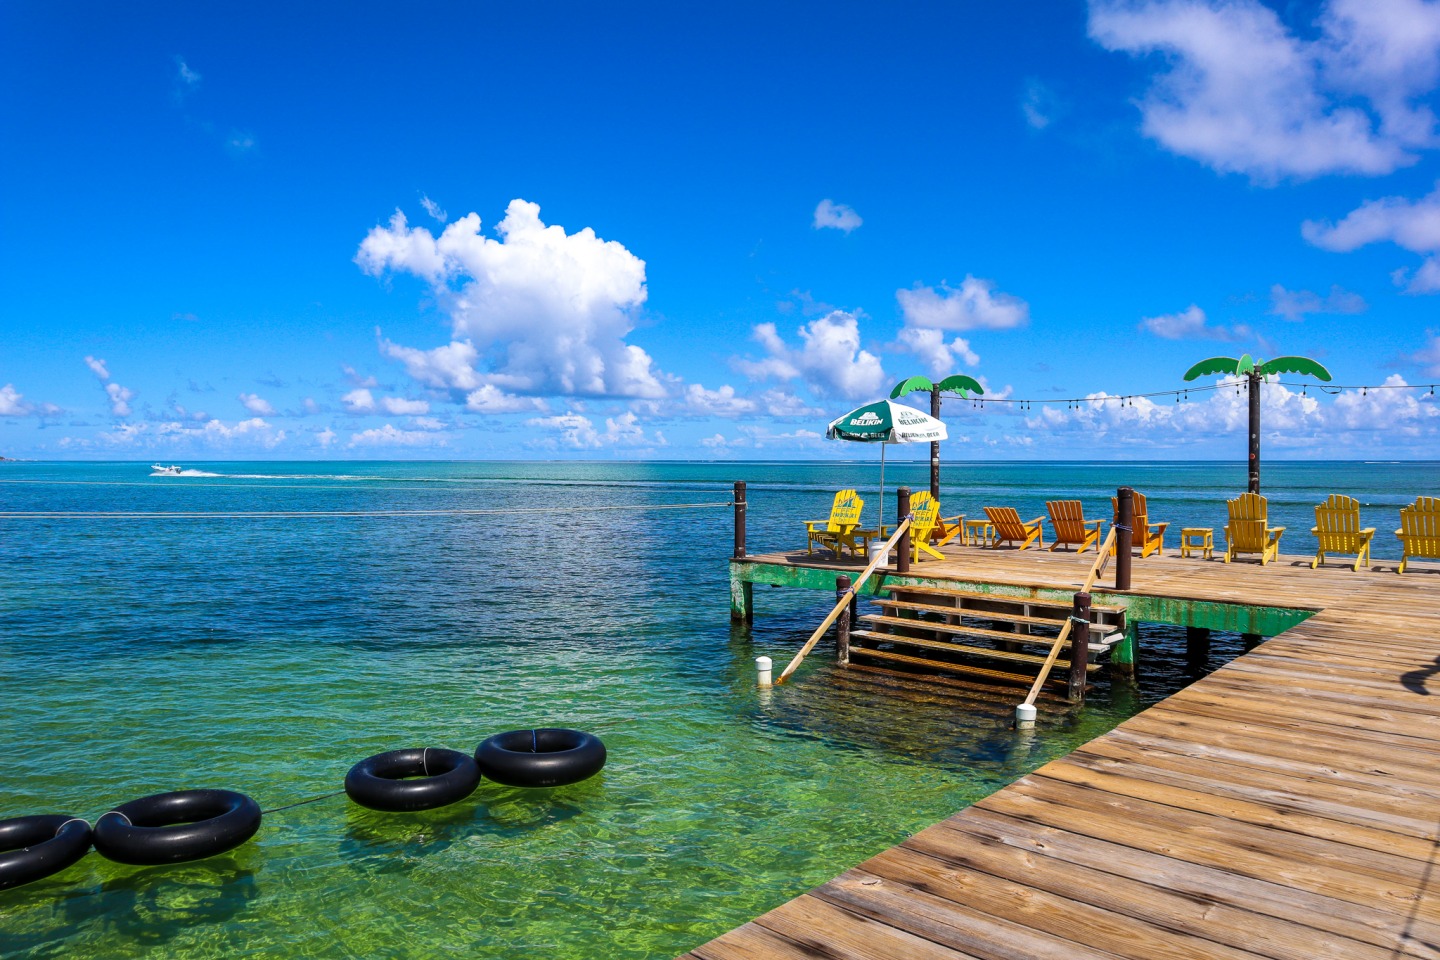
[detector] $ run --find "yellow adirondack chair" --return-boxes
[1310,494,1375,571]
[877,492,963,562]
[1223,492,1285,565]
[1046,500,1105,553]
[1397,496,1440,573]
[983,506,1045,551]
[1110,490,1168,558]
[804,489,869,558]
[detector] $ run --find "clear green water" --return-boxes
[1,460,1429,958]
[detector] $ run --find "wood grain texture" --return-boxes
[682,544,1440,959]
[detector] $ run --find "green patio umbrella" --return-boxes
[826,398,948,529]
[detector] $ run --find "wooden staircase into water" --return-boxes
[847,584,1126,690]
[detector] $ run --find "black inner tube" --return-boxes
[93,789,262,866]
[474,728,606,788]
[344,747,481,812]
[0,815,92,890]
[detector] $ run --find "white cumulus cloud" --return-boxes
[348,424,438,448]
[813,199,863,233]
[734,311,887,400]
[524,411,667,450]
[0,384,29,416]
[342,388,375,413]
[897,277,1030,331]
[380,396,429,415]
[1089,0,1440,180]
[896,327,980,377]
[358,200,662,400]
[239,392,276,415]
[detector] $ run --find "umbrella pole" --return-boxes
[878,442,886,530]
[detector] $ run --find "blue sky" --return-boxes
[3,0,1439,460]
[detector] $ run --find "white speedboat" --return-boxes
[151,464,182,476]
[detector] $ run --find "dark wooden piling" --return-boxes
[834,575,852,665]
[1186,625,1211,672]
[896,487,911,574]
[929,387,941,502]
[1242,632,1262,651]
[1115,486,1134,590]
[1248,372,1261,494]
[733,481,746,559]
[1067,592,1091,702]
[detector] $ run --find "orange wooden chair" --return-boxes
[983,506,1045,551]
[1046,500,1105,553]
[1110,491,1168,558]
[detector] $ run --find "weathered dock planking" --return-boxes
[683,539,1440,960]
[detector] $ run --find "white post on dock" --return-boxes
[756,656,773,687]
[1015,702,1037,729]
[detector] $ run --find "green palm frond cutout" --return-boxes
[890,375,936,399]
[1259,356,1333,381]
[1183,356,1240,381]
[936,374,984,397]
[1235,354,1256,376]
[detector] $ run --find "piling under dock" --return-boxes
[685,542,1440,959]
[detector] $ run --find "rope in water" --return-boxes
[0,501,732,520]
[261,790,346,815]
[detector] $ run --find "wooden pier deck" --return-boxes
[685,543,1440,960]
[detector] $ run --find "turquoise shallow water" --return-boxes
[1,460,1432,958]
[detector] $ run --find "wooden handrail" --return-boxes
[1019,525,1118,709]
[776,517,912,685]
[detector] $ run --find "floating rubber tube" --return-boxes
[93,790,261,866]
[344,748,481,812]
[474,729,606,788]
[0,815,92,889]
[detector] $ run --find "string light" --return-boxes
[935,378,1436,411]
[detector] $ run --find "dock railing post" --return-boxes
[835,575,852,665]
[733,481,746,559]
[896,487,911,574]
[1115,486,1134,590]
[1067,592,1091,702]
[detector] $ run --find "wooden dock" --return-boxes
[685,541,1440,959]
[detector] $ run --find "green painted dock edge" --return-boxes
[728,557,1315,669]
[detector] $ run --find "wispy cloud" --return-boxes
[1269,284,1366,320]
[1303,182,1440,292]
[813,199,863,233]
[1137,304,1249,341]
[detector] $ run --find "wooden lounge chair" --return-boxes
[1311,494,1375,571]
[1110,491,1168,558]
[1223,492,1284,565]
[1046,500,1105,554]
[1397,496,1440,573]
[983,506,1044,551]
[804,489,869,558]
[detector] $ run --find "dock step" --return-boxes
[878,584,1125,617]
[849,629,1102,672]
[874,598,1118,636]
[846,646,1043,687]
[857,614,1118,654]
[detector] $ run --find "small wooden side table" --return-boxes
[1180,527,1214,559]
[964,519,995,547]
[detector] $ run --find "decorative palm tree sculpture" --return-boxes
[1182,354,1332,494]
[890,373,984,500]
